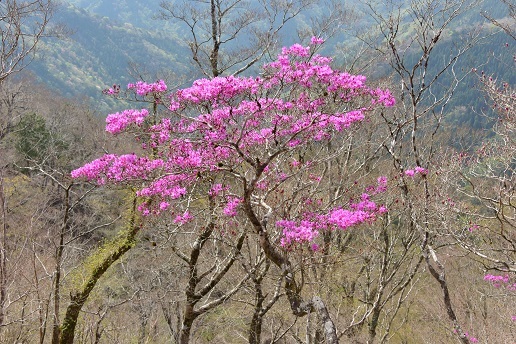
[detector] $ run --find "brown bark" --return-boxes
[51,185,72,344]
[178,223,214,344]
[248,266,266,344]
[243,181,339,344]
[178,195,247,344]
[0,175,7,328]
[209,0,221,77]
[425,246,470,344]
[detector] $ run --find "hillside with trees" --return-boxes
[23,0,513,121]
[0,0,514,343]
[28,2,191,111]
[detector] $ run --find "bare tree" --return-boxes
[157,0,355,78]
[481,0,515,40]
[0,0,58,83]
[356,0,490,342]
[0,77,130,343]
[438,61,515,275]
[428,67,515,341]
[157,0,311,77]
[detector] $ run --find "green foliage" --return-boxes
[15,113,55,166]
[14,113,69,169]
[15,113,50,162]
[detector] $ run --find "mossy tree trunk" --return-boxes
[59,196,140,344]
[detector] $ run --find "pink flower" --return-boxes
[277,219,319,247]
[414,166,428,175]
[106,109,149,134]
[173,211,193,224]
[328,208,375,229]
[103,84,120,95]
[310,36,325,45]
[405,166,428,177]
[128,80,167,96]
[468,224,479,232]
[372,88,396,106]
[223,197,242,217]
[282,43,310,57]
[73,42,396,222]
[374,176,388,194]
[209,183,225,196]
[484,274,514,289]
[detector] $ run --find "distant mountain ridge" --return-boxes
[65,0,171,30]
[28,2,189,112]
[25,0,513,118]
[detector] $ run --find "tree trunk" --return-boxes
[425,245,470,344]
[209,0,220,77]
[0,175,7,328]
[243,190,339,344]
[312,297,339,344]
[59,197,140,344]
[179,304,196,344]
[52,186,71,344]
[248,279,265,344]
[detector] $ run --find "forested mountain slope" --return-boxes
[28,3,190,111]
[26,0,512,121]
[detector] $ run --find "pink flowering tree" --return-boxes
[72,39,395,344]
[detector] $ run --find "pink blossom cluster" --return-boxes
[128,80,167,96]
[327,208,375,228]
[365,176,388,194]
[484,274,516,290]
[464,333,478,343]
[72,41,395,225]
[328,194,387,229]
[71,154,164,185]
[162,43,395,157]
[278,193,387,247]
[173,211,193,224]
[103,84,120,95]
[138,175,187,200]
[277,219,321,247]
[404,166,428,177]
[223,197,242,217]
[468,224,479,232]
[372,88,396,107]
[310,36,324,45]
[105,109,149,134]
[209,183,227,197]
[172,76,259,106]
